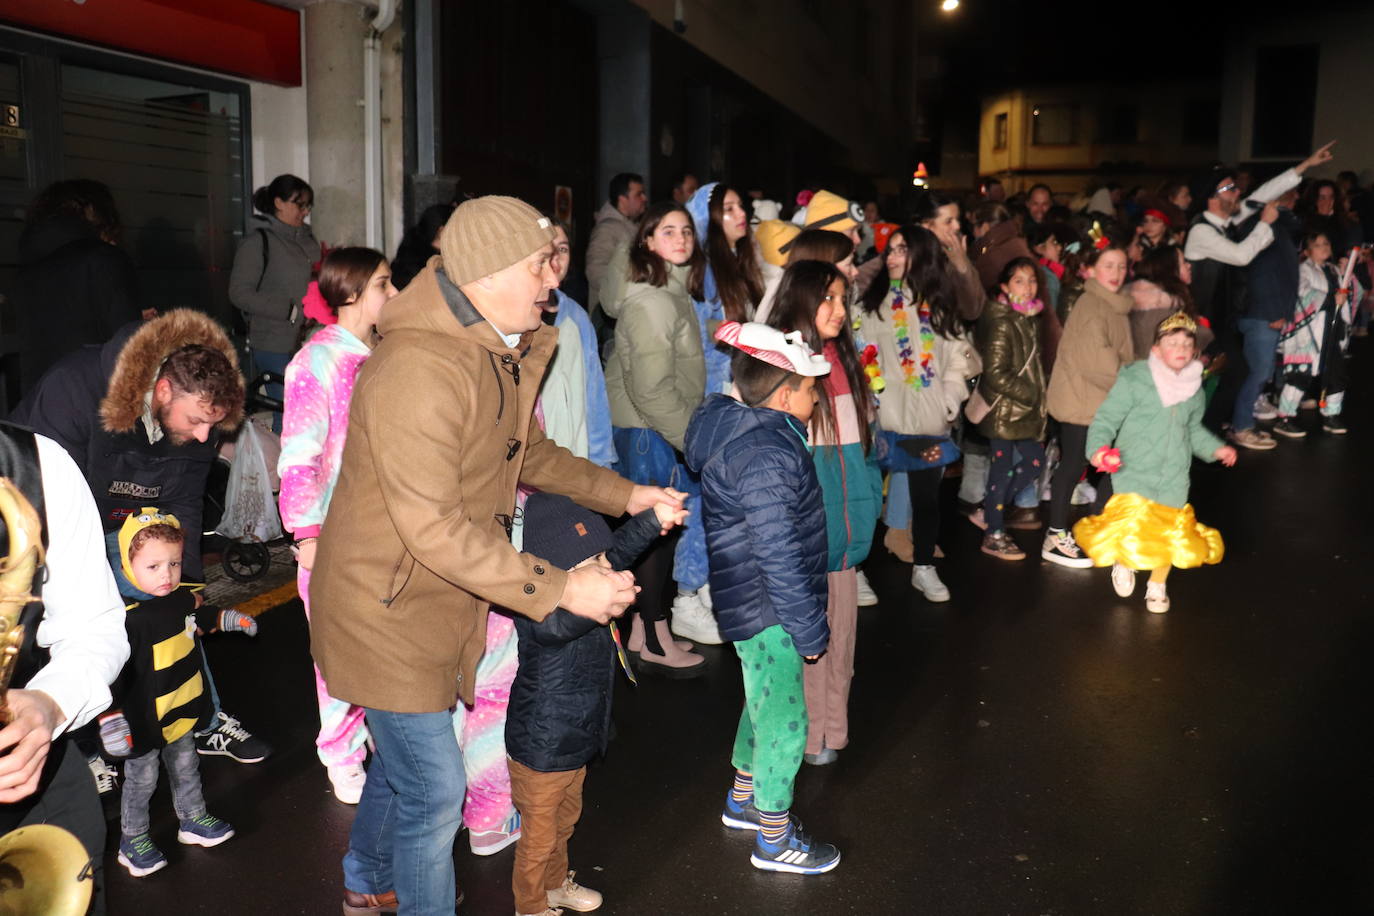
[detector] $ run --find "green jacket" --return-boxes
[604,262,706,450]
[974,298,1046,441]
[1085,361,1224,509]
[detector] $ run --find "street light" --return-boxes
[941,0,959,11]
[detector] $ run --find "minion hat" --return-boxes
[117,508,181,586]
[755,220,802,268]
[781,190,864,254]
[800,190,864,233]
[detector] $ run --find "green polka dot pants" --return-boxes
[730,624,807,812]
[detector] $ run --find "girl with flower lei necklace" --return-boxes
[858,226,975,602]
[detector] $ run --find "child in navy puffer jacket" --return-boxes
[684,321,839,876]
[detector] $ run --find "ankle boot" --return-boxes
[883,526,915,563]
[637,619,706,676]
[628,614,692,653]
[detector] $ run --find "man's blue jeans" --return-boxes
[343,708,465,914]
[1232,317,1282,432]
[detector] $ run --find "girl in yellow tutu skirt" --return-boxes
[1073,313,1237,612]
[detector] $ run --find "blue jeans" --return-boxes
[1232,317,1282,431]
[885,471,911,529]
[121,733,205,836]
[611,427,706,590]
[251,348,291,433]
[343,709,466,914]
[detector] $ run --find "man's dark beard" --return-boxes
[155,401,191,445]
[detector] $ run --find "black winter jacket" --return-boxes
[1244,208,1302,324]
[505,508,662,773]
[12,212,140,394]
[683,394,829,656]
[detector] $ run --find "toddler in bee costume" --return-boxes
[1073,313,1237,613]
[111,508,237,877]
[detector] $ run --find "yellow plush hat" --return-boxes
[755,220,801,268]
[118,508,181,586]
[799,190,865,234]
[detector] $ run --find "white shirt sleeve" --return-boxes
[1184,217,1276,268]
[1244,167,1301,207]
[24,435,129,738]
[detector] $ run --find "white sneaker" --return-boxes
[1145,581,1170,613]
[670,590,722,645]
[855,570,878,606]
[1253,395,1278,421]
[1042,530,1093,569]
[1111,563,1137,598]
[327,762,367,805]
[911,565,950,602]
[1071,480,1097,506]
[87,754,118,795]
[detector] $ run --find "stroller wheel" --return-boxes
[223,542,272,582]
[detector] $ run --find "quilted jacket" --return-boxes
[1085,361,1224,509]
[683,394,829,656]
[973,298,1047,441]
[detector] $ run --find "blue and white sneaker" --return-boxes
[721,792,761,831]
[750,819,841,875]
[177,814,235,847]
[118,832,167,877]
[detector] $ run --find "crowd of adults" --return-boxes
[0,134,1364,914]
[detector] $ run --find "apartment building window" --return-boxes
[1031,104,1077,146]
[1182,98,1219,146]
[1098,103,1138,144]
[1252,45,1318,157]
[994,112,1008,150]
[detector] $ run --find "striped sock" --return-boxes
[758,808,790,845]
[730,771,754,806]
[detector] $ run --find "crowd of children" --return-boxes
[101,154,1365,915]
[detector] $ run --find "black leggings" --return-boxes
[985,438,1046,533]
[1048,423,1112,530]
[907,466,944,565]
[630,528,679,654]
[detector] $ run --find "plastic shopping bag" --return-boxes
[216,419,284,543]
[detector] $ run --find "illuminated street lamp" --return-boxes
[941,0,959,11]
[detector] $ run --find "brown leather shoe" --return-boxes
[343,886,464,915]
[343,890,398,916]
[882,526,914,563]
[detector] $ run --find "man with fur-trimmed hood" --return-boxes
[13,308,244,579]
[12,310,271,765]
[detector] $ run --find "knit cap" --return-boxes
[755,220,801,268]
[439,196,556,286]
[521,493,614,572]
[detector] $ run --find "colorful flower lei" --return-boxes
[889,282,936,390]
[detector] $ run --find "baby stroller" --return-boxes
[203,370,286,582]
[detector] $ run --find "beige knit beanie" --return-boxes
[439,196,556,286]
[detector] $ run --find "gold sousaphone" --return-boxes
[0,478,94,915]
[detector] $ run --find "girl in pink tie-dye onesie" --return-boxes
[278,248,395,804]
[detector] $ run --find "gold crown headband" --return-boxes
[1156,311,1198,336]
